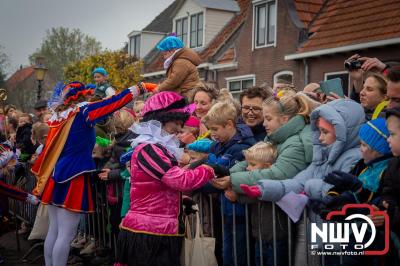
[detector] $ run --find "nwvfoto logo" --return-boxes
[310,204,390,255]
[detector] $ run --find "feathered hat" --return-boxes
[47,81,95,110]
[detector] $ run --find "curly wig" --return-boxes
[142,97,190,125]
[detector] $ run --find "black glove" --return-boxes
[324,171,362,192]
[309,191,356,219]
[182,197,198,215]
[204,163,230,177]
[308,199,330,219]
[323,191,356,209]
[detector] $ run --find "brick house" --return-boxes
[5,66,56,112]
[285,0,400,96]
[133,0,400,96]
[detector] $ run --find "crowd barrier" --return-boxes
[3,163,336,266]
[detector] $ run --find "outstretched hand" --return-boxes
[210,176,231,190]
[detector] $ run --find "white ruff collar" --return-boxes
[129,120,183,160]
[48,102,87,123]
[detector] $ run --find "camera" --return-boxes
[344,60,362,71]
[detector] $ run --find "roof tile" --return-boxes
[294,0,324,26]
[299,0,400,52]
[5,66,35,91]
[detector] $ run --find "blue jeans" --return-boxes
[255,240,288,266]
[223,216,247,266]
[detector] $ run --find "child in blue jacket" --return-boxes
[203,101,256,266]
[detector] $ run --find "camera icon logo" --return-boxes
[310,204,389,255]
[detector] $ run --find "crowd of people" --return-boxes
[0,35,400,266]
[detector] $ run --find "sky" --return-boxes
[0,0,174,75]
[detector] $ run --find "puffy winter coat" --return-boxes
[157,48,202,96]
[230,115,313,191]
[120,143,214,236]
[302,100,364,200]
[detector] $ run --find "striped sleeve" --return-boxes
[82,87,138,126]
[137,144,178,180]
[0,180,28,201]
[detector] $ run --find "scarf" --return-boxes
[163,49,181,70]
[358,158,390,193]
[129,120,183,160]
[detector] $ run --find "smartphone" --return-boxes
[319,78,344,98]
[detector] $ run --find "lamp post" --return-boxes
[34,56,48,101]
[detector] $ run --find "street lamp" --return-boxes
[34,56,48,100]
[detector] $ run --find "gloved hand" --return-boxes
[323,191,357,209]
[182,197,198,215]
[138,82,157,93]
[240,184,262,198]
[324,171,362,192]
[309,191,357,219]
[308,199,330,218]
[204,163,230,177]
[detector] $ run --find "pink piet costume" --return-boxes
[116,92,215,266]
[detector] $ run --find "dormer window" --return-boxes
[129,34,141,58]
[175,12,204,49]
[254,0,276,48]
[132,35,140,58]
[190,12,203,48]
[176,17,188,46]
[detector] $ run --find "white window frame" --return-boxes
[175,16,189,46]
[273,70,294,85]
[190,12,204,48]
[175,12,205,49]
[131,34,140,58]
[226,74,256,94]
[252,0,277,50]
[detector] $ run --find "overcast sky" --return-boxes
[0,0,174,75]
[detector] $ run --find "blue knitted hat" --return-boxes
[187,138,213,153]
[92,67,108,77]
[359,118,391,155]
[157,36,184,51]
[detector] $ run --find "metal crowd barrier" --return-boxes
[4,164,336,266]
[4,163,39,227]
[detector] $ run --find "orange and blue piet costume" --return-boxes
[31,81,156,213]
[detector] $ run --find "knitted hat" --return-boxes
[187,138,213,153]
[317,117,335,134]
[157,36,184,51]
[359,118,391,155]
[185,116,200,128]
[92,67,108,77]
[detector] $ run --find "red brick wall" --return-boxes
[307,46,400,85]
[216,0,305,89]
